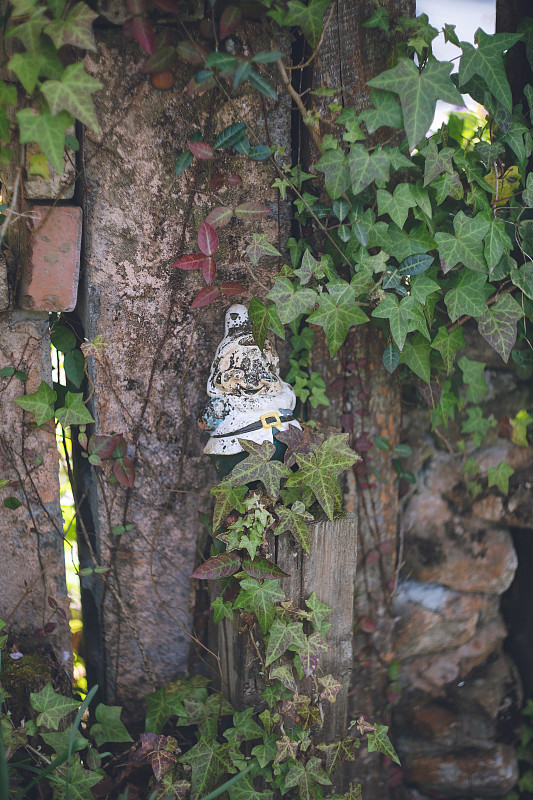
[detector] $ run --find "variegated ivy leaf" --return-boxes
[264,619,306,667]
[318,674,343,703]
[434,211,490,273]
[179,739,237,800]
[431,326,465,374]
[284,757,332,799]
[274,502,313,553]
[366,724,400,765]
[269,664,297,694]
[477,294,523,362]
[227,440,291,499]
[306,281,369,357]
[298,632,328,677]
[444,270,489,324]
[45,2,98,51]
[273,733,298,764]
[267,277,317,325]
[232,578,285,633]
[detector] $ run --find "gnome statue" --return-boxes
[199,304,301,476]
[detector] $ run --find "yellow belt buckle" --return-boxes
[260,411,282,429]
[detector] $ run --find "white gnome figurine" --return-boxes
[199,304,300,467]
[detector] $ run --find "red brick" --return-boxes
[18,205,82,312]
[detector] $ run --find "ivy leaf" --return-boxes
[372,294,410,351]
[229,774,273,800]
[16,107,72,173]
[211,596,234,623]
[484,217,512,271]
[318,674,343,703]
[8,53,39,94]
[397,253,434,277]
[190,553,242,581]
[6,9,47,53]
[41,63,102,131]
[273,733,299,764]
[90,704,133,747]
[458,356,489,402]
[134,732,180,781]
[316,149,350,199]
[233,578,285,633]
[248,297,284,351]
[510,409,533,447]
[399,334,431,383]
[487,461,514,495]
[284,757,332,799]
[367,58,462,150]
[431,326,465,373]
[274,501,313,553]
[477,294,522,362]
[422,138,455,186]
[179,738,237,800]
[306,281,368,356]
[267,277,317,325]
[145,687,186,733]
[245,234,281,266]
[270,664,297,693]
[40,725,87,755]
[225,440,290,498]
[224,707,263,744]
[241,556,289,580]
[280,0,330,47]
[285,434,360,520]
[55,759,103,800]
[55,392,95,427]
[316,737,359,774]
[299,632,329,677]
[45,2,98,51]
[347,144,390,197]
[305,591,333,635]
[510,263,533,301]
[366,724,400,765]
[434,211,489,272]
[444,270,488,323]
[14,380,56,425]
[377,183,416,228]
[30,683,79,730]
[264,619,306,667]
[210,482,247,531]
[409,273,441,304]
[459,30,523,111]
[359,89,403,133]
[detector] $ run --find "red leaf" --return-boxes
[202,257,217,284]
[190,553,241,580]
[122,18,134,38]
[188,141,214,160]
[126,0,145,14]
[172,253,204,270]
[241,556,289,579]
[221,281,245,296]
[210,173,225,190]
[176,40,208,65]
[151,0,180,11]
[197,221,218,255]
[133,16,154,55]
[44,622,57,633]
[48,596,58,610]
[190,285,220,308]
[88,433,123,460]
[219,5,242,39]
[111,437,127,458]
[205,206,233,229]
[234,202,272,221]
[227,173,242,187]
[113,457,136,488]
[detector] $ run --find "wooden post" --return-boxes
[219,514,357,743]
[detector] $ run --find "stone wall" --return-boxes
[392,330,533,799]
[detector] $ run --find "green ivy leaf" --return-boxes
[372,294,419,351]
[264,618,306,667]
[226,440,291,499]
[41,63,102,131]
[306,281,368,356]
[316,148,350,199]
[510,263,533,301]
[211,596,234,623]
[487,461,514,495]
[409,272,441,304]
[477,293,522,362]
[274,501,313,553]
[40,725,87,755]
[299,632,329,676]
[368,58,462,150]
[431,326,465,373]
[90,703,133,747]
[30,683,79,730]
[233,578,285,633]
[53,759,103,800]
[14,380,56,426]
[55,392,95,427]
[279,0,330,47]
[179,739,237,800]
[284,757,332,799]
[269,664,297,693]
[444,270,488,323]
[245,234,281,266]
[210,482,247,531]
[457,356,489,402]
[347,144,390,197]
[44,2,98,51]
[422,138,455,186]
[229,774,274,800]
[434,211,490,272]
[6,8,46,53]
[359,89,403,133]
[484,216,512,271]
[224,707,263,744]
[285,434,360,520]
[267,277,317,325]
[399,334,431,383]
[145,687,186,733]
[248,297,284,351]
[366,724,400,765]
[16,107,72,173]
[459,30,522,111]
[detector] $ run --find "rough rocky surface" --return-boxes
[0,311,70,662]
[0,251,8,309]
[80,25,290,714]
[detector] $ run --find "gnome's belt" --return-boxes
[212,411,294,439]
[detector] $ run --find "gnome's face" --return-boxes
[214,335,282,396]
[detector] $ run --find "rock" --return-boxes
[401,618,507,693]
[403,516,517,594]
[394,580,495,659]
[395,702,495,750]
[401,745,518,797]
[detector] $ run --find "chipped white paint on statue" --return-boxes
[199,304,301,456]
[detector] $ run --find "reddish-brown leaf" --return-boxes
[122,17,134,37]
[219,5,242,39]
[210,173,225,190]
[172,253,204,270]
[151,0,180,12]
[133,16,154,55]
[364,549,380,566]
[234,202,272,221]
[227,173,242,187]
[202,257,217,284]
[359,616,376,633]
[88,433,123,460]
[205,206,233,229]
[190,553,241,580]
[197,221,218,255]
[241,556,289,580]
[220,281,245,296]
[176,40,208,65]
[114,457,135,488]
[126,0,145,14]
[143,45,176,74]
[188,141,214,160]
[190,285,220,308]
